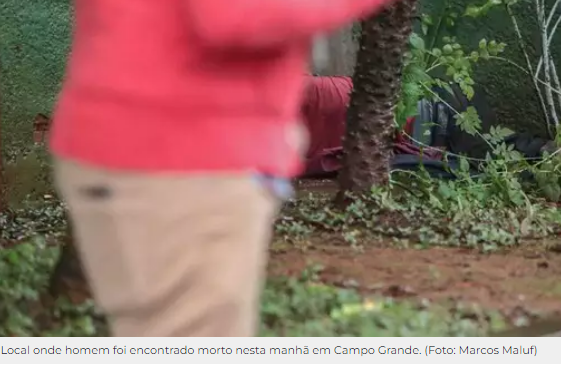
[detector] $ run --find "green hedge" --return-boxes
[0,0,70,150]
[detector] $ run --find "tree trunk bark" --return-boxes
[337,0,418,198]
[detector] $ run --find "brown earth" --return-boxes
[270,179,561,318]
[269,239,561,315]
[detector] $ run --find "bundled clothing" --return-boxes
[299,76,555,179]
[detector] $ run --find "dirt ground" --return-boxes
[269,179,561,318]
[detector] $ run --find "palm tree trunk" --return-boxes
[337,0,418,197]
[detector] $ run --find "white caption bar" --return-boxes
[0,338,558,364]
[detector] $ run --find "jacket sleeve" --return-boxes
[183,0,395,49]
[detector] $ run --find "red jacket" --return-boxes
[50,0,394,178]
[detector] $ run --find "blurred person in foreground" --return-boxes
[49,0,396,337]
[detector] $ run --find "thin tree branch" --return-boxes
[549,13,561,44]
[546,0,561,27]
[536,0,559,135]
[550,57,561,115]
[535,13,561,79]
[506,4,552,132]
[491,56,561,96]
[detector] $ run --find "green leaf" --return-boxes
[437,182,453,199]
[479,39,488,50]
[461,83,475,100]
[493,126,515,138]
[464,0,503,17]
[543,183,561,202]
[459,157,471,172]
[421,14,433,25]
[464,5,483,17]
[6,251,19,264]
[454,107,481,135]
[409,33,425,51]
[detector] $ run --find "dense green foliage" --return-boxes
[0,0,71,152]
[422,0,561,135]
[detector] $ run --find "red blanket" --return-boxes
[301,76,352,176]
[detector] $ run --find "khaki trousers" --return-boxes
[54,159,279,337]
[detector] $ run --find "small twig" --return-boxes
[535,13,561,79]
[549,13,561,44]
[505,4,552,133]
[546,0,561,27]
[491,57,561,96]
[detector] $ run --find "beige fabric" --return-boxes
[54,159,279,337]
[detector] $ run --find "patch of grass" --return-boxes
[260,269,506,337]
